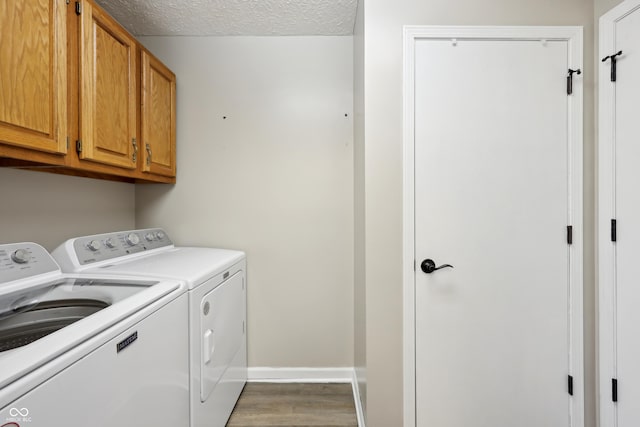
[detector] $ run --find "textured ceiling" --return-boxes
[95,0,358,36]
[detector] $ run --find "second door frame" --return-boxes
[598,0,640,425]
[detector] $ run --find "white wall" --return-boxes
[360,1,595,426]
[136,36,354,368]
[595,0,624,15]
[0,169,135,250]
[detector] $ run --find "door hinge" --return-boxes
[76,139,82,153]
[66,0,70,4]
[602,51,623,82]
[567,225,573,245]
[66,136,70,150]
[567,69,581,95]
[75,1,82,15]
[611,219,617,242]
[568,375,574,396]
[612,378,618,402]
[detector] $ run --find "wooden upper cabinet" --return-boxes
[79,0,137,169]
[141,51,176,177]
[0,0,176,182]
[0,0,67,154]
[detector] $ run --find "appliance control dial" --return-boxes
[155,231,165,240]
[104,238,116,248]
[144,233,155,242]
[11,249,31,264]
[125,233,140,246]
[86,240,101,251]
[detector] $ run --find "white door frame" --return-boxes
[402,26,584,427]
[598,1,640,426]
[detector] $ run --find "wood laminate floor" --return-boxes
[226,383,358,427]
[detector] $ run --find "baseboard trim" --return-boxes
[247,367,365,427]
[352,369,366,427]
[247,367,353,383]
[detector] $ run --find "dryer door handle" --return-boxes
[203,329,215,364]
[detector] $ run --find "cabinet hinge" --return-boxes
[611,219,617,242]
[567,225,573,245]
[75,1,82,15]
[567,69,581,95]
[76,139,82,153]
[612,378,618,402]
[568,375,574,396]
[66,0,70,4]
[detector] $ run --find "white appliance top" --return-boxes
[0,241,185,395]
[53,229,245,289]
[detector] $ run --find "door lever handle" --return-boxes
[421,259,453,274]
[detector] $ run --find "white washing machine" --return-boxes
[52,228,247,427]
[0,242,189,427]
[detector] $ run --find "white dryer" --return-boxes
[52,228,247,427]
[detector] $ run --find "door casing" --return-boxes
[599,1,640,426]
[402,25,584,427]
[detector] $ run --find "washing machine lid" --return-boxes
[0,275,183,390]
[86,247,245,288]
[0,276,158,319]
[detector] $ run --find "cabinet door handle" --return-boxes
[132,138,138,162]
[146,143,152,166]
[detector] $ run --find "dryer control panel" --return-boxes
[67,228,173,266]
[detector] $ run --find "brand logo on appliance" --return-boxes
[117,331,138,353]
[7,410,27,418]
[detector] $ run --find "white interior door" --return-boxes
[599,1,640,426]
[408,27,583,427]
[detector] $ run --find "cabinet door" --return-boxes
[141,51,176,177]
[79,0,136,169]
[0,0,67,154]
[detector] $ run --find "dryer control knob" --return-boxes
[104,238,116,248]
[86,240,101,251]
[125,233,140,246]
[155,231,165,240]
[144,233,155,242]
[11,249,30,264]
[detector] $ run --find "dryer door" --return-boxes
[200,271,244,402]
